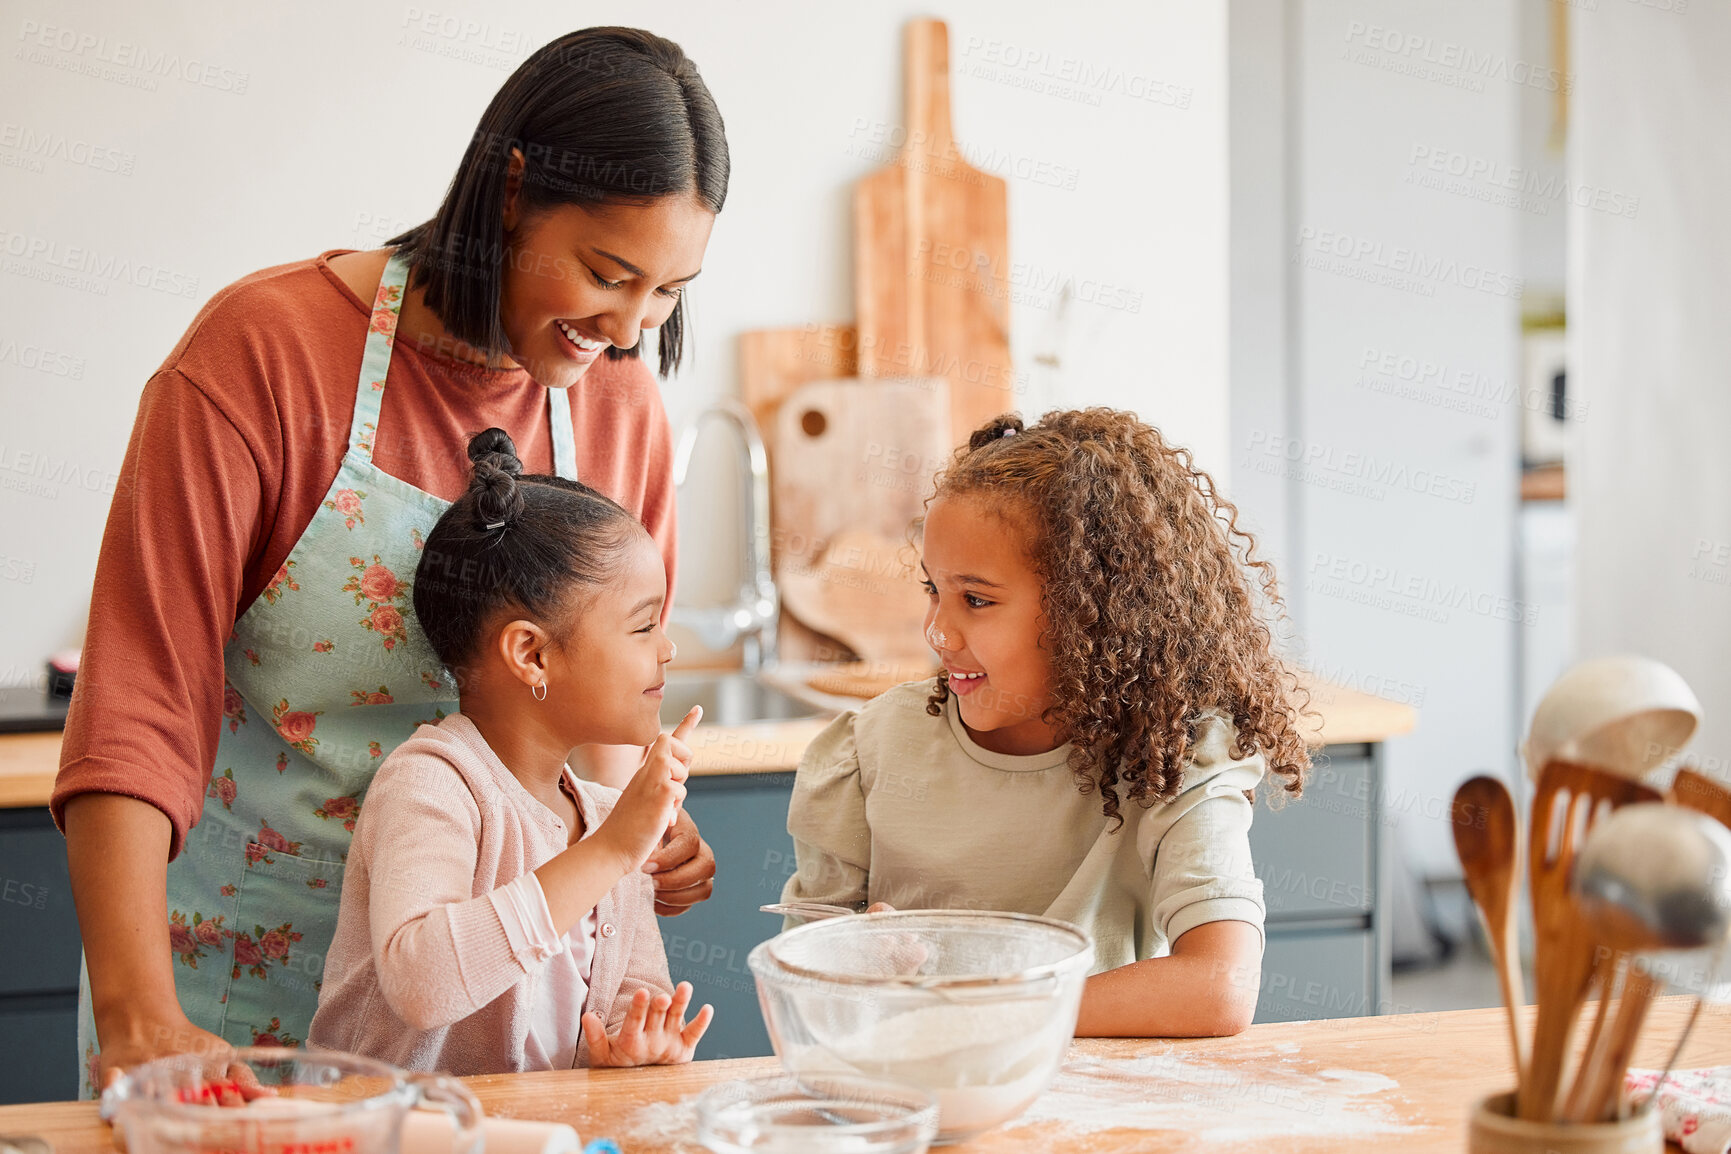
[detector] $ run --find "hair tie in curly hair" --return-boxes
[968,413,1026,450]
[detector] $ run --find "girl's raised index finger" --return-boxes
[671,704,702,742]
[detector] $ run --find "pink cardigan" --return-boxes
[308,714,671,1073]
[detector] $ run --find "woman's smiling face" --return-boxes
[920,494,1061,756]
[497,166,714,389]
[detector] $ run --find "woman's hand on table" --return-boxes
[581,983,713,1066]
[65,795,270,1104]
[95,1011,271,1101]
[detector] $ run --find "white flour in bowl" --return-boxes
[829,1000,1059,1080]
[791,998,1071,1136]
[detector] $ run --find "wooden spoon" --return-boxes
[1521,759,1662,1121]
[1451,775,1527,1095]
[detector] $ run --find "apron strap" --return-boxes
[356,249,577,480]
[350,250,412,462]
[548,386,578,480]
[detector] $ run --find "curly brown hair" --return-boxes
[923,408,1310,827]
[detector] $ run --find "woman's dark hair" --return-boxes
[389,26,729,377]
[414,428,643,674]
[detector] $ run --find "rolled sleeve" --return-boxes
[1137,715,1268,951]
[488,872,567,967]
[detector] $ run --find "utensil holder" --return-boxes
[1469,1091,1661,1153]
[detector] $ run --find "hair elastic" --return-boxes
[485,520,508,530]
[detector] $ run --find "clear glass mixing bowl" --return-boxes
[695,1073,938,1154]
[748,910,1093,1144]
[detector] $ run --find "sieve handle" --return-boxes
[759,902,860,921]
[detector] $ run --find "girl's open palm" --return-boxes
[581,982,713,1066]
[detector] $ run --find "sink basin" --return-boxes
[660,672,832,727]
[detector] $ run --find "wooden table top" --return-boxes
[2,998,1719,1153]
[0,676,1416,806]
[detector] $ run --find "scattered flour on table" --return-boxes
[1008,1048,1428,1143]
[617,1097,703,1153]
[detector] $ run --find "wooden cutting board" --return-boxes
[770,376,950,664]
[776,528,933,667]
[738,324,860,664]
[856,18,1014,443]
[738,324,857,447]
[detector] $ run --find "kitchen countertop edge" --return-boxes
[0,677,1416,805]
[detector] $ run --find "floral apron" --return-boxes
[76,251,579,1094]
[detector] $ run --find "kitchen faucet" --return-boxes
[669,399,779,674]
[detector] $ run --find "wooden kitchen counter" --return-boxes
[1,997,1718,1152]
[0,676,1415,806]
[0,730,60,809]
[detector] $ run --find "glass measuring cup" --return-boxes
[102,1047,482,1154]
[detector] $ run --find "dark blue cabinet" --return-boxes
[0,806,82,1104]
[659,771,797,1061]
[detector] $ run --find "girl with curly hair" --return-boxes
[782,407,1309,1037]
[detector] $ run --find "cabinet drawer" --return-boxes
[1250,746,1375,920]
[0,809,82,996]
[0,998,79,1105]
[1254,926,1375,1023]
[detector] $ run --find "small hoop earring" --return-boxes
[531,682,547,702]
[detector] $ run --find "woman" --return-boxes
[54,27,723,1095]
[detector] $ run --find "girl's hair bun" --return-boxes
[967,413,1025,451]
[467,427,525,530]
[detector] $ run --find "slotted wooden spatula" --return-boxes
[1673,767,1731,829]
[1520,758,1662,1121]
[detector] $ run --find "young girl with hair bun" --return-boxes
[783,407,1310,1037]
[310,428,711,1072]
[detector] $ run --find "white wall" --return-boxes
[1227,0,1294,581]
[1514,0,1567,307]
[1232,0,1525,876]
[1570,0,1731,780]
[0,0,1230,680]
